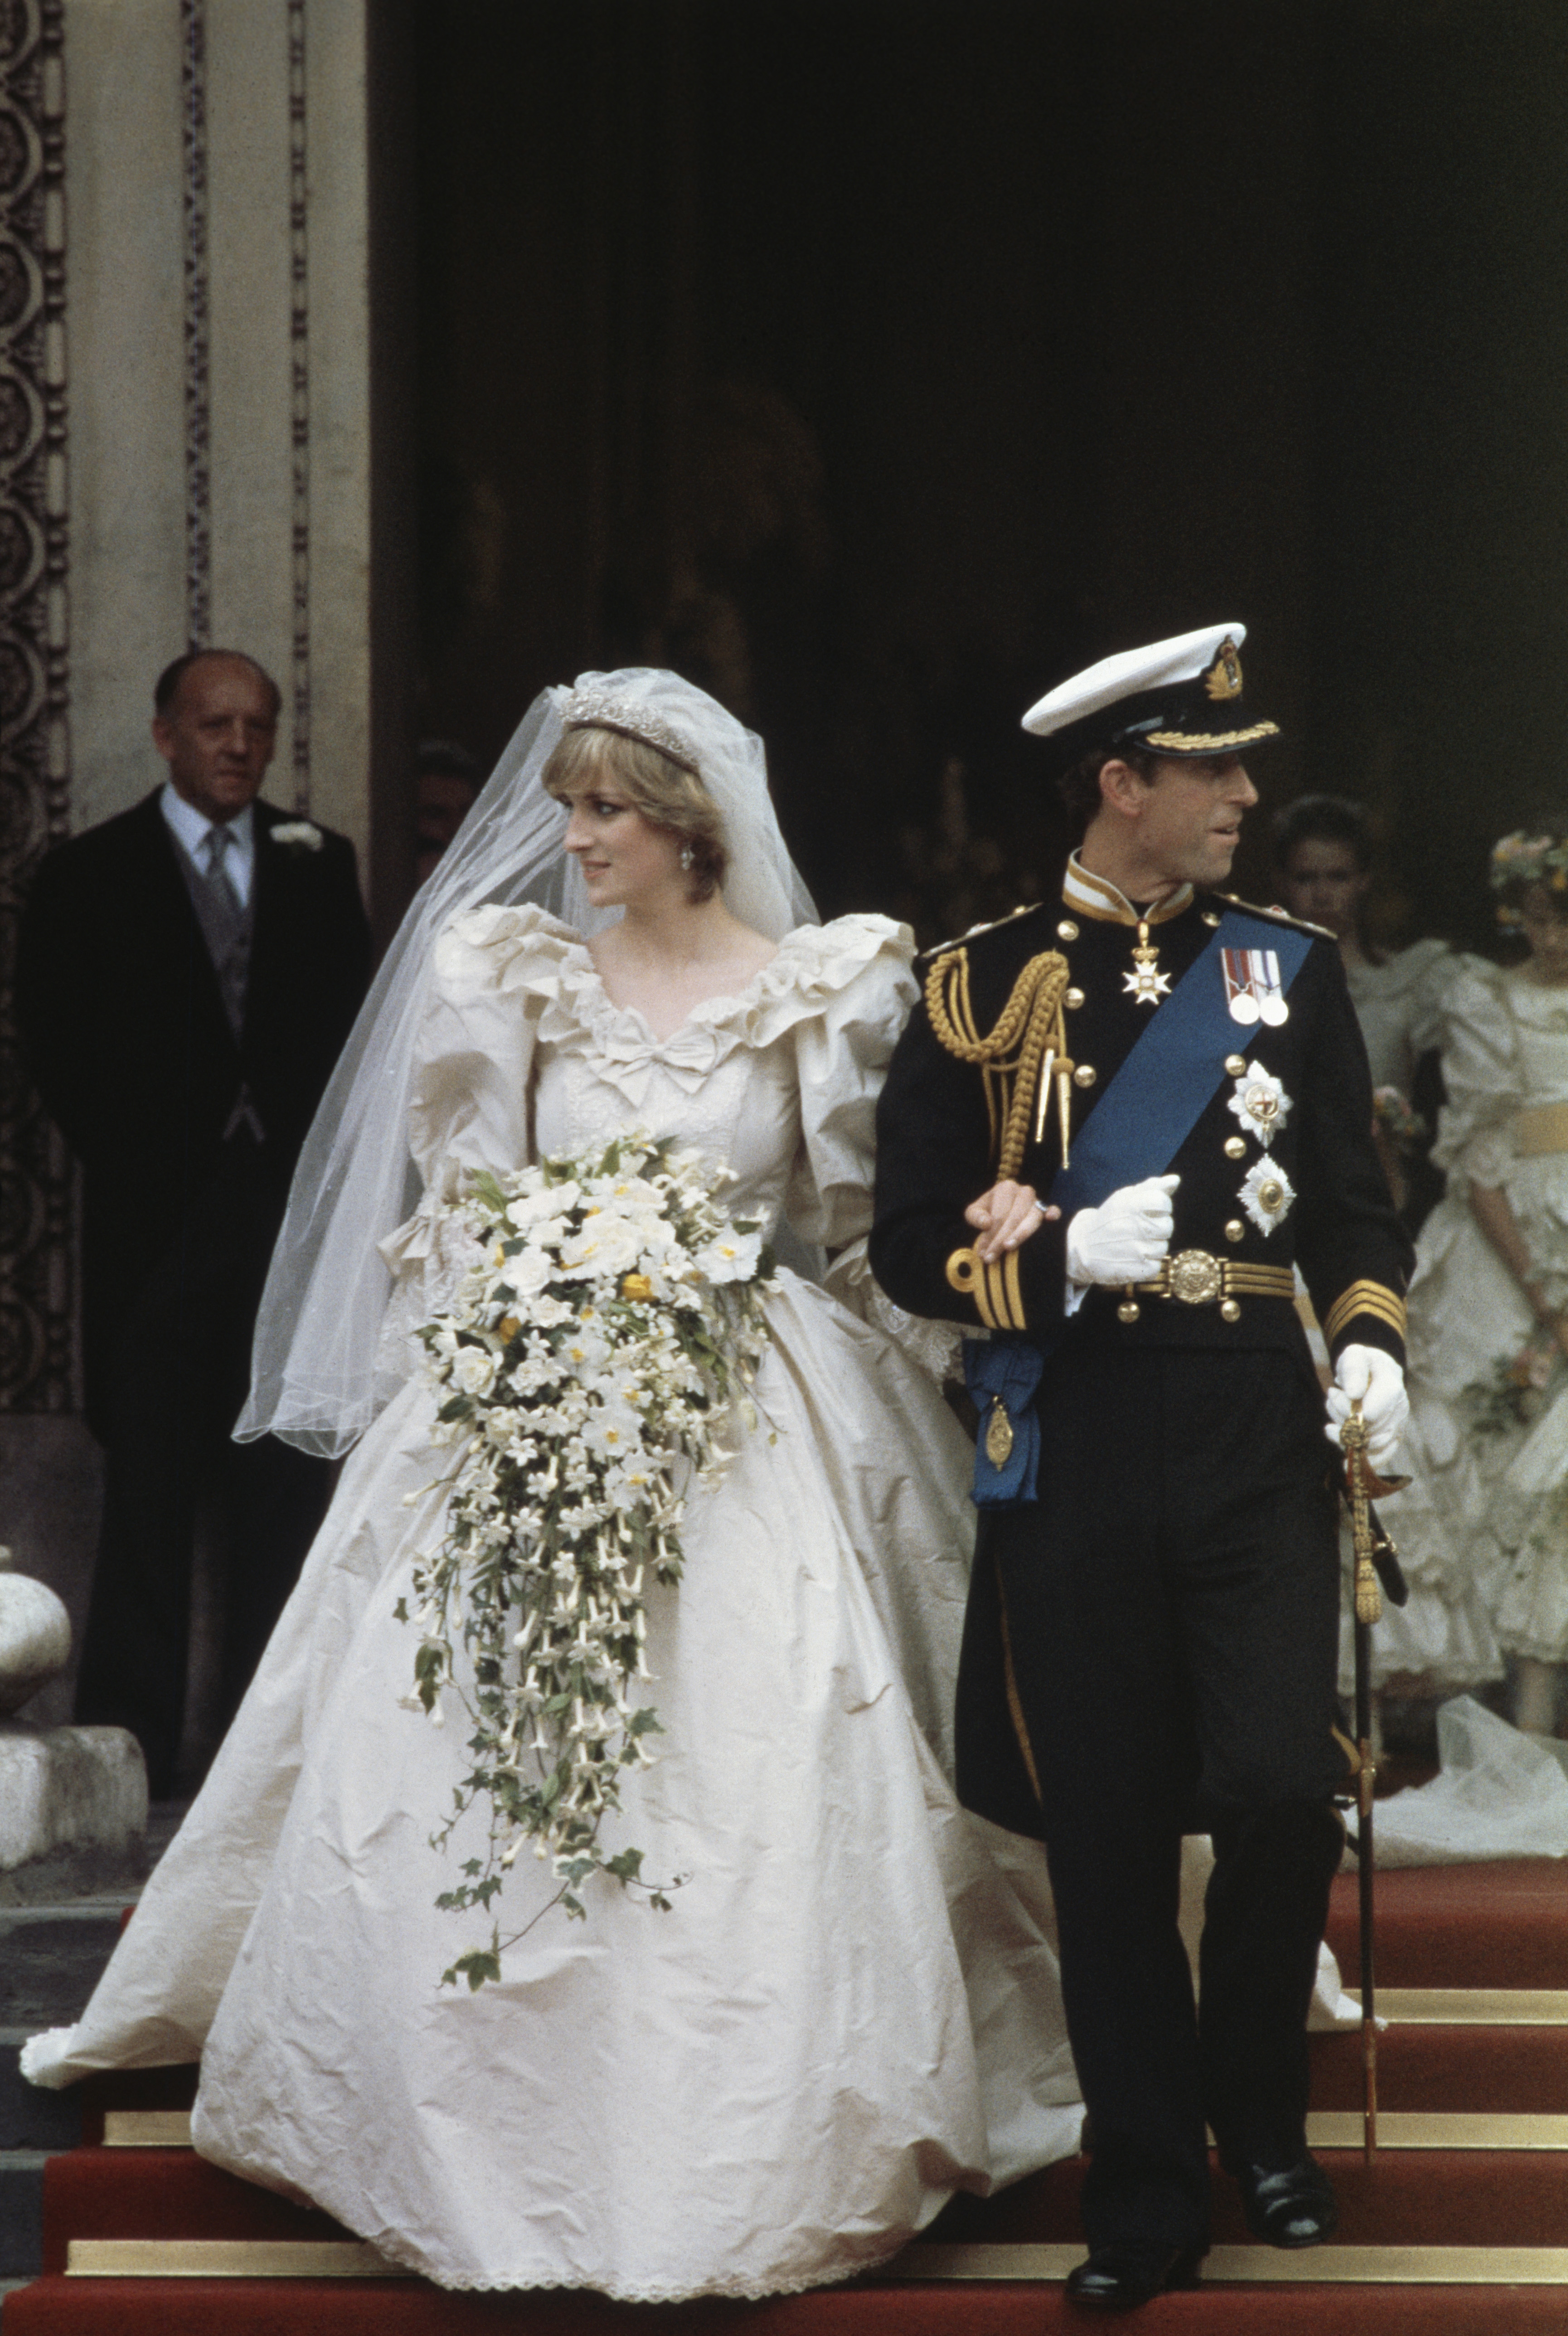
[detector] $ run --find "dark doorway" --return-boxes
[413,0,1568,951]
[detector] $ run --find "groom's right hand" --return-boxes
[1065,1175,1180,1287]
[966,1180,1061,1263]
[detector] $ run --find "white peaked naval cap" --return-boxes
[1021,622,1281,758]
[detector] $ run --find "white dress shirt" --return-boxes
[160,785,257,907]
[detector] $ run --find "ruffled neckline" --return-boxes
[442,902,911,1084]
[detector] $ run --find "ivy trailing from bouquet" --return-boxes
[396,1133,775,1989]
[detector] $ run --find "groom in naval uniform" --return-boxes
[870,626,1413,2310]
[17,648,370,1797]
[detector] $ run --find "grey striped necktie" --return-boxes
[201,822,243,924]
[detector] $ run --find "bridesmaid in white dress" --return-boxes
[24,671,1081,2299]
[1382,830,1568,1725]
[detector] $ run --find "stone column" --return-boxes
[0,1,382,1715]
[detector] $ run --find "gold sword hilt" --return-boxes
[1342,1400,1383,1630]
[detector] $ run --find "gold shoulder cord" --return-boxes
[924,947,1073,1178]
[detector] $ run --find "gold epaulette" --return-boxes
[924,941,1072,1180]
[1212,892,1335,942]
[917,903,1040,962]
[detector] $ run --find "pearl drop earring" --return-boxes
[679,845,694,871]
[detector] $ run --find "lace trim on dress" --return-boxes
[334,2216,920,2301]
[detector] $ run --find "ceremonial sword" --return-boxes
[1337,1398,1410,2166]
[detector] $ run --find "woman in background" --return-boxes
[1273,794,1451,1226]
[1382,829,1568,1729]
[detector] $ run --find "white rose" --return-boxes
[694,1227,762,1284]
[559,1218,642,1277]
[451,1346,498,1397]
[508,1246,556,1298]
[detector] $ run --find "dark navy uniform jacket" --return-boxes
[870,872,1413,1367]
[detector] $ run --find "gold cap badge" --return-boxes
[1204,636,1243,701]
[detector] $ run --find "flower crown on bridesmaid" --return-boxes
[1490,830,1568,927]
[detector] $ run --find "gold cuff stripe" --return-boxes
[1324,1281,1408,1348]
[1139,720,1281,751]
[943,1245,1026,1332]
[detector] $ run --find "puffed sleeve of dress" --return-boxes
[377,904,580,1342]
[1430,955,1521,1189]
[778,914,964,1381]
[1403,936,1459,1065]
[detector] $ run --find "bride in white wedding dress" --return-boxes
[24,670,1082,2299]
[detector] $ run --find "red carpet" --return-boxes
[9,1856,1568,2331]
[1324,1856,1568,1986]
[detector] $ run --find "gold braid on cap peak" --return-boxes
[924,946,1073,1178]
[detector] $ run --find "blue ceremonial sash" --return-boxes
[1050,908,1313,1217]
[967,907,1314,1506]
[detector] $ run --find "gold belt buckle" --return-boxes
[1162,1248,1224,1305]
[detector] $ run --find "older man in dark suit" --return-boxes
[17,648,371,1795]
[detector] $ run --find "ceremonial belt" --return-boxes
[967,907,1314,1510]
[1514,1102,1568,1159]
[1134,1252,1296,1306]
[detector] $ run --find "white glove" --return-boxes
[1066,1175,1180,1288]
[1325,1343,1408,1467]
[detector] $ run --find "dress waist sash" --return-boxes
[1514,1102,1568,1157]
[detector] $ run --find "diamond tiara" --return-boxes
[560,690,701,777]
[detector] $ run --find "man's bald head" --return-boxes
[152,651,279,824]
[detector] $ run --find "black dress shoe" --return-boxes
[1064,2242,1204,2310]
[1232,2154,1338,2248]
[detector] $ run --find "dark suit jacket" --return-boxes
[17,791,372,1427]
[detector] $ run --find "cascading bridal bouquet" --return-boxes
[396,1133,776,1990]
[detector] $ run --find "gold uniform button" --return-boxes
[1220,1298,1242,1323]
[1224,1053,1247,1077]
[1057,918,1079,941]
[1224,1219,1244,1244]
[1223,1135,1247,1160]
[1074,1063,1097,1088]
[1201,910,1221,928]
[1117,1299,1141,1324]
[1065,986,1085,1009]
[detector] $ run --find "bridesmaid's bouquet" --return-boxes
[1460,1334,1566,1438]
[398,1133,775,1988]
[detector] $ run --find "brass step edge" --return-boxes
[68,2238,407,2279]
[1305,2110,1568,2150]
[103,2111,194,2148]
[882,2242,1568,2287]
[1348,1989,1568,2026]
[101,2108,1568,2156]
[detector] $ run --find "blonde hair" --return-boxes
[543,724,728,902]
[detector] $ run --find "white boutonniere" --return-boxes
[271,819,323,852]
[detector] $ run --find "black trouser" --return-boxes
[957,1344,1345,2253]
[74,1141,329,1797]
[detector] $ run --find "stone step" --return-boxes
[0,1914,125,2034]
[0,2155,46,2280]
[0,2042,78,2160]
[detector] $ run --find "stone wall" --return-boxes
[1,3,379,1723]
